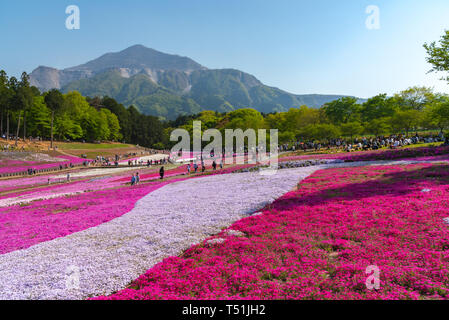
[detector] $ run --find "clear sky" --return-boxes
[1,0,449,98]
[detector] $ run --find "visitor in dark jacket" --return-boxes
[159,166,165,179]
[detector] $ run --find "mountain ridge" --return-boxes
[30,45,361,120]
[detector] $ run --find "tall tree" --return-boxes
[391,109,421,136]
[6,76,18,142]
[393,87,435,111]
[44,89,64,148]
[27,96,51,138]
[423,96,449,133]
[322,97,360,124]
[0,70,11,136]
[340,121,363,141]
[16,72,34,142]
[361,94,395,122]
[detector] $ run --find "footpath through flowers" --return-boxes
[1,146,449,300]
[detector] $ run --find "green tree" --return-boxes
[393,87,435,111]
[322,97,360,124]
[391,110,421,136]
[424,30,449,82]
[340,121,363,140]
[316,123,341,142]
[196,110,221,129]
[225,108,265,130]
[361,94,395,122]
[27,96,51,138]
[299,123,340,142]
[5,76,18,141]
[15,72,34,143]
[282,106,320,133]
[44,89,64,148]
[54,114,83,140]
[101,108,121,141]
[0,70,12,136]
[423,97,449,133]
[62,91,97,140]
[365,118,391,137]
[265,112,287,131]
[279,131,296,144]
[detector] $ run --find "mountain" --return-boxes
[30,45,358,120]
[30,45,206,91]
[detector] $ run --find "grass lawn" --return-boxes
[57,142,133,150]
[402,142,443,148]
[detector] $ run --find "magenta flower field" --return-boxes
[281,145,449,163]
[97,163,449,300]
[2,148,449,300]
[0,155,88,175]
[0,178,185,254]
[0,162,257,255]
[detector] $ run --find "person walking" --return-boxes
[202,165,206,173]
[212,160,217,171]
[219,159,223,170]
[135,172,140,185]
[159,166,165,179]
[194,162,198,173]
[131,174,136,186]
[187,163,191,175]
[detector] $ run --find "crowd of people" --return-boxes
[127,157,170,167]
[90,153,170,167]
[185,159,223,175]
[282,133,448,153]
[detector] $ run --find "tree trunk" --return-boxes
[6,111,9,141]
[23,113,26,142]
[0,110,3,136]
[15,113,21,147]
[50,111,54,149]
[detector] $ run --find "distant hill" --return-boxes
[30,45,360,120]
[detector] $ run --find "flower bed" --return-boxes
[0,178,187,254]
[99,162,449,300]
[0,162,263,255]
[341,146,449,162]
[0,154,89,175]
[281,146,449,163]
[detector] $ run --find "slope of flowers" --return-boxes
[99,163,449,300]
[281,145,449,163]
[342,146,449,162]
[0,178,188,254]
[0,163,261,255]
[0,154,89,175]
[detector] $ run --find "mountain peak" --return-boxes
[67,45,206,73]
[126,44,146,49]
[30,45,207,91]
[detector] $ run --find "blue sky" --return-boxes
[0,0,448,98]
